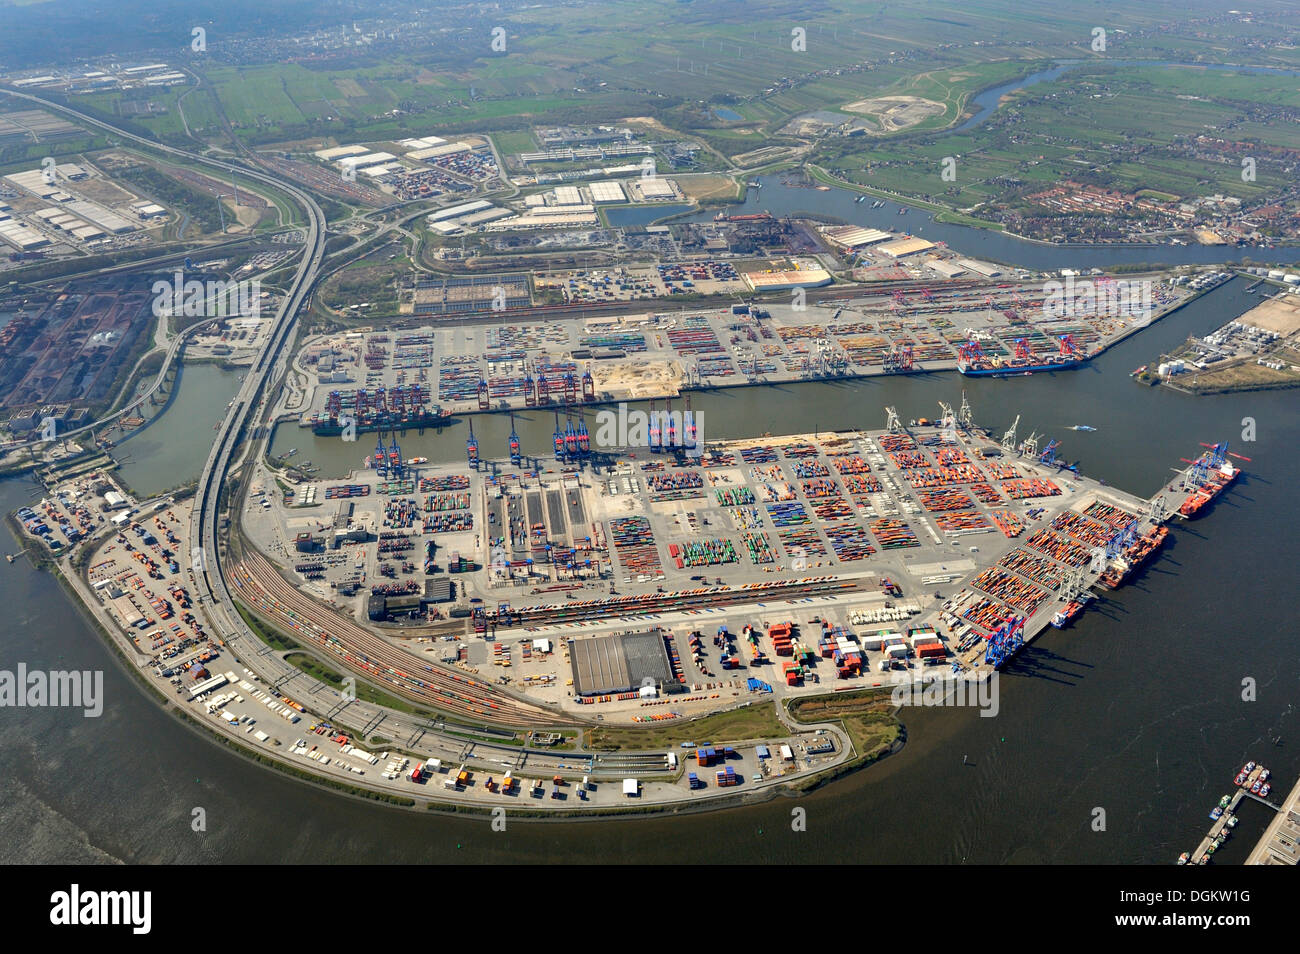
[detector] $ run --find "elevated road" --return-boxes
[1,87,581,731]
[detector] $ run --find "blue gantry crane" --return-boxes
[508,412,521,466]
[984,615,1025,669]
[466,419,479,470]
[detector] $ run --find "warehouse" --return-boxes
[878,236,936,258]
[428,200,492,222]
[568,629,674,697]
[742,267,833,292]
[407,142,471,161]
[926,258,967,279]
[955,258,1003,278]
[590,180,627,204]
[313,145,369,161]
[821,225,892,249]
[637,178,677,200]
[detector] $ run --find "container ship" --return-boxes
[1096,525,1169,590]
[311,384,447,435]
[1050,593,1093,629]
[1178,459,1241,519]
[956,334,1087,377]
[310,406,447,436]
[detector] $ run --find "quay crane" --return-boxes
[1106,520,1139,560]
[684,393,698,450]
[1038,438,1060,465]
[552,412,565,462]
[508,413,521,466]
[648,398,662,453]
[581,366,595,402]
[576,408,590,457]
[373,431,389,478]
[387,431,404,478]
[958,391,974,430]
[466,420,479,470]
[884,406,905,434]
[937,400,957,435]
[524,365,537,407]
[1001,415,1020,454]
[1201,441,1251,468]
[563,408,579,460]
[664,397,678,450]
[984,615,1025,669]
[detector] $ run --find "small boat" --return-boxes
[1235,772,1247,786]
[1206,842,1217,854]
[1209,806,1223,820]
[1219,795,1231,808]
[898,209,907,215]
[855,194,866,203]
[408,457,429,465]
[1130,365,1147,376]
[1227,815,1239,828]
[1260,768,1270,781]
[1177,852,1189,865]
[1199,853,1210,864]
[1260,783,1270,797]
[1071,425,1097,432]
[1250,779,1262,794]
[1245,761,1256,772]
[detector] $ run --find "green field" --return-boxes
[584,702,786,752]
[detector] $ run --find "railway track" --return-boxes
[234,550,577,728]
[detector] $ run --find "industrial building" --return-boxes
[742,267,833,292]
[821,225,892,249]
[877,236,936,258]
[956,258,1004,278]
[589,181,627,204]
[568,629,675,697]
[927,259,967,279]
[366,578,454,621]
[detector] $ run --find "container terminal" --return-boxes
[291,275,1208,433]
[13,393,1242,810]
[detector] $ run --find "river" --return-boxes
[3,272,1297,862]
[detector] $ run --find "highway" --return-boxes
[2,86,580,731]
[3,90,854,807]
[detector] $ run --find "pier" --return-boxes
[1247,772,1300,865]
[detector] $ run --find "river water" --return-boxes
[4,270,1297,863]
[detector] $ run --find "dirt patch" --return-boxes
[594,359,683,399]
[842,95,946,133]
[1238,296,1300,336]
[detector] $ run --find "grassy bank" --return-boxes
[585,701,785,752]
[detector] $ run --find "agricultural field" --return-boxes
[819,62,1300,230]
